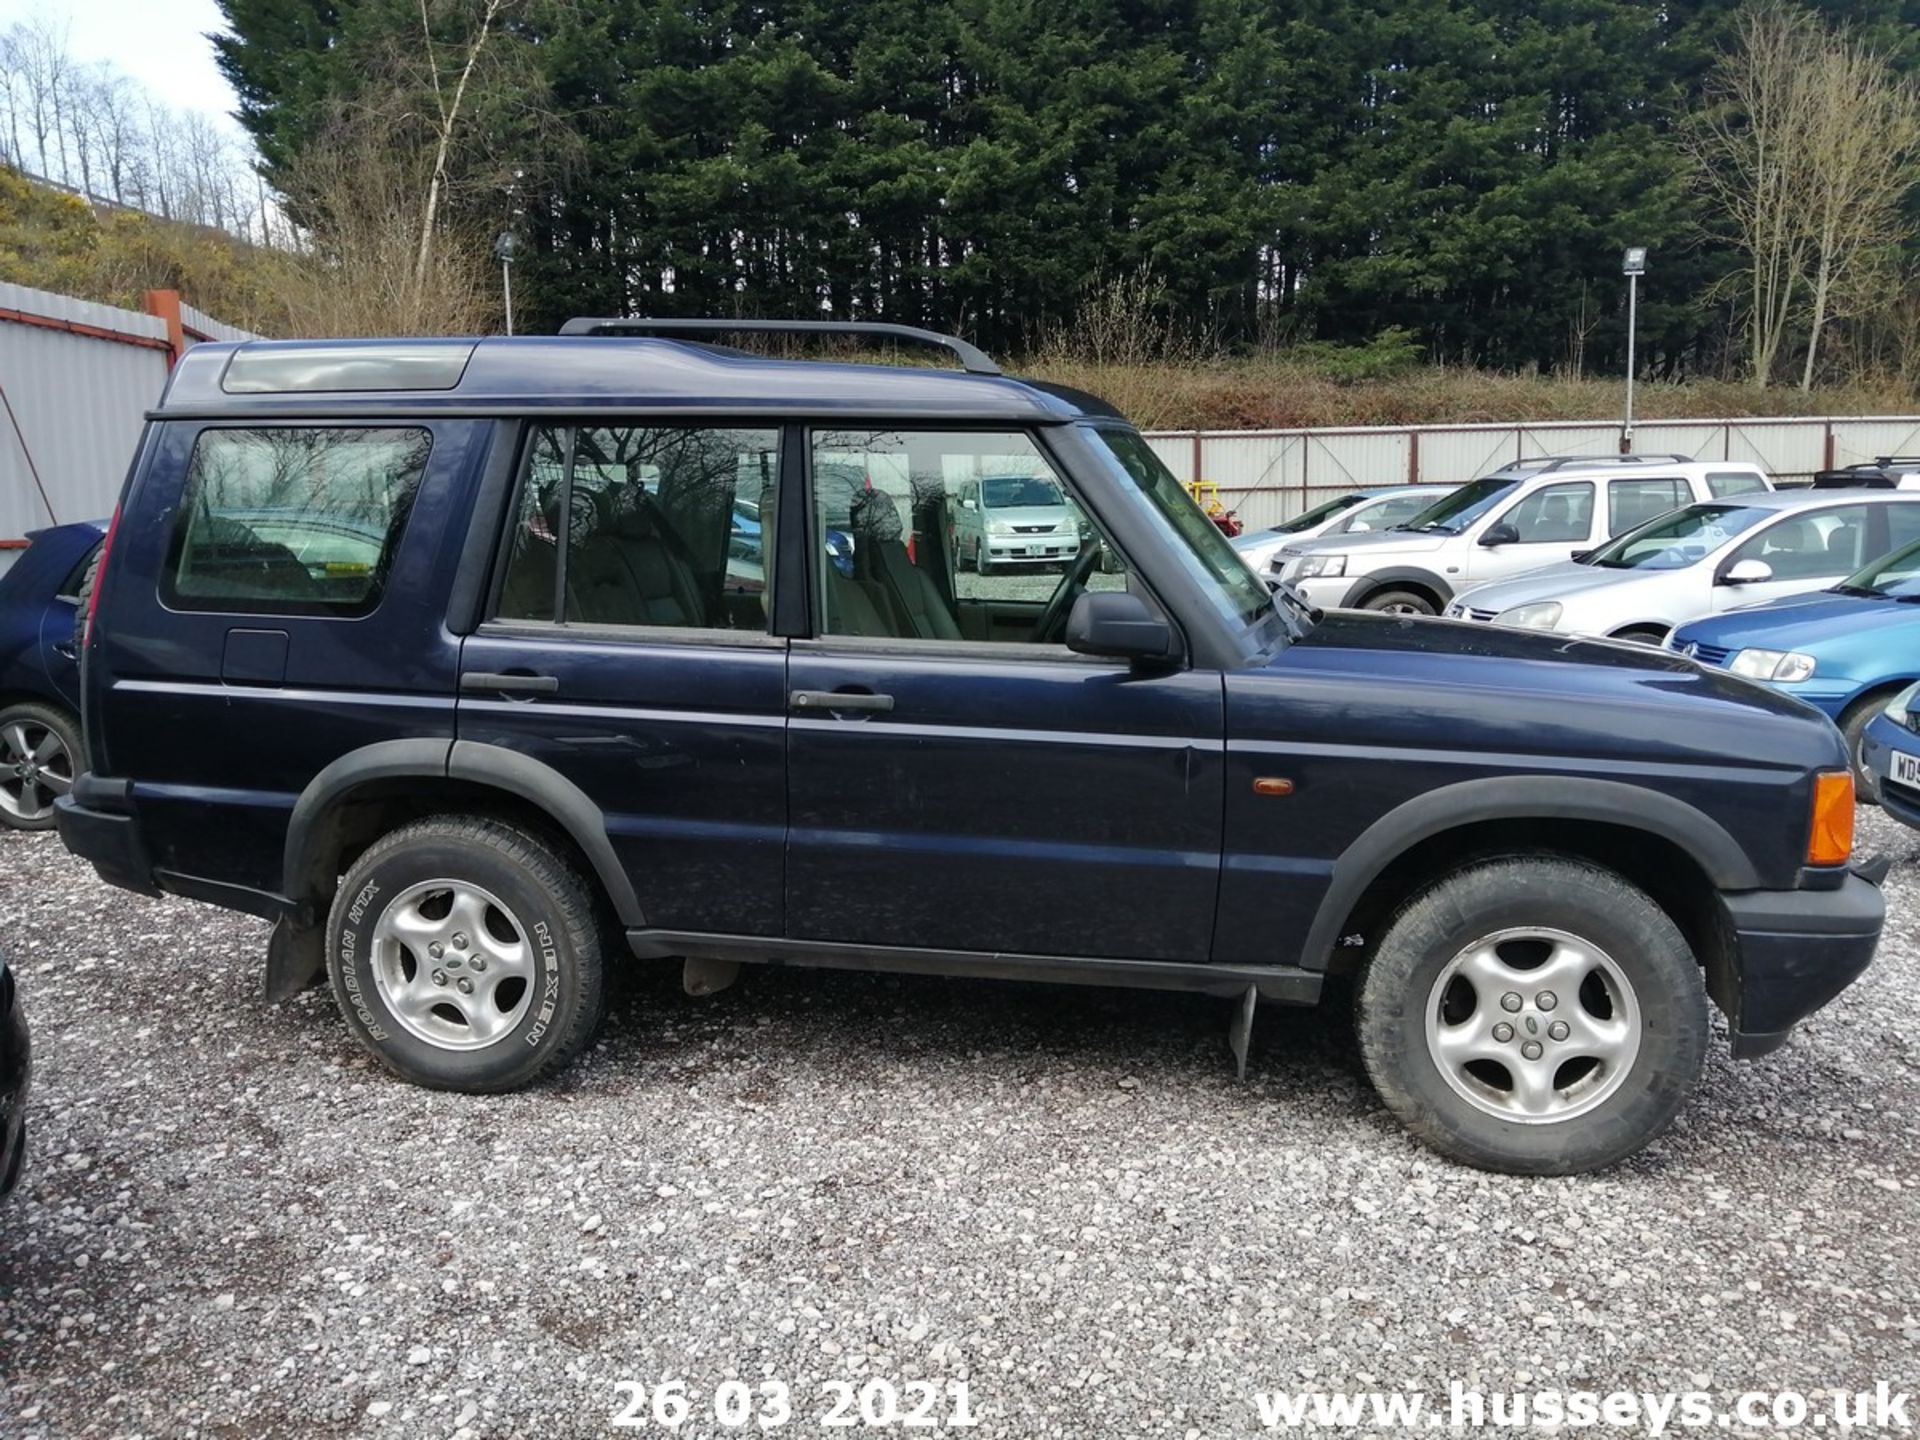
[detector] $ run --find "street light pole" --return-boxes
[493,231,518,336]
[1622,247,1646,454]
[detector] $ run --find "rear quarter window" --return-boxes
[161,427,431,617]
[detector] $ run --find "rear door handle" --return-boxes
[461,671,560,695]
[789,689,894,714]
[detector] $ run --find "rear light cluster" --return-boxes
[82,503,121,650]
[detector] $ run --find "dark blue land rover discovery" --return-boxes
[56,319,1883,1174]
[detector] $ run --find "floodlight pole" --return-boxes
[493,231,518,336]
[1621,247,1646,454]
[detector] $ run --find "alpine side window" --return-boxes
[162,426,431,616]
[1501,482,1595,543]
[1607,477,1687,537]
[810,428,1128,644]
[495,424,779,632]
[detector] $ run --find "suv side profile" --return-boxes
[1276,456,1773,615]
[58,321,1881,1175]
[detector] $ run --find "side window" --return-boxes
[1499,482,1595,543]
[1708,470,1768,498]
[1729,504,1871,581]
[163,426,430,615]
[811,428,1128,644]
[495,424,778,632]
[1607,477,1687,536]
[1883,502,1920,553]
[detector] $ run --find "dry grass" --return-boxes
[1017,354,1920,431]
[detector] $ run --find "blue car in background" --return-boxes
[1670,535,1920,794]
[1862,683,1920,825]
[0,520,105,830]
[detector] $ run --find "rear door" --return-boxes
[1605,475,1690,538]
[454,420,789,936]
[91,420,480,891]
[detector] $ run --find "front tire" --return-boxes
[0,701,80,831]
[1356,857,1707,1174]
[1361,588,1437,616]
[1838,692,1893,805]
[326,817,607,1091]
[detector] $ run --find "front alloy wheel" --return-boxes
[1357,857,1707,1174]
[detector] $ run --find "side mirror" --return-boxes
[1066,591,1176,664]
[1722,558,1774,585]
[960,497,976,510]
[1480,521,1520,547]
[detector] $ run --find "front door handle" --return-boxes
[462,671,560,695]
[789,689,894,714]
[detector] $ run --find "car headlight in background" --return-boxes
[1884,681,1919,727]
[1295,554,1347,579]
[987,518,1013,536]
[1729,648,1817,683]
[1494,601,1563,630]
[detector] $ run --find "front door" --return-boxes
[457,420,790,935]
[1463,479,1598,583]
[784,426,1225,962]
[1707,500,1886,615]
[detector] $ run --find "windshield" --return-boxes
[1395,477,1518,533]
[1088,429,1275,630]
[1839,536,1920,597]
[1265,493,1369,535]
[1587,502,1771,570]
[983,475,1065,509]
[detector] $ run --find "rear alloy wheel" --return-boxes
[1357,857,1707,1174]
[0,702,80,831]
[1362,588,1437,616]
[327,817,606,1091]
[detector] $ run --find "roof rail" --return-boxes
[1508,453,1696,472]
[1875,455,1920,467]
[558,317,1003,377]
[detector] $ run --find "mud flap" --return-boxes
[264,916,326,1003]
[1228,983,1257,1080]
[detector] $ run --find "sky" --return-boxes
[0,0,248,140]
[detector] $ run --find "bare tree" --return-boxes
[413,0,508,288]
[12,18,73,183]
[1796,39,1920,388]
[1685,3,1823,386]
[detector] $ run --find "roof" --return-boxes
[152,336,1106,425]
[1486,454,1767,478]
[1701,486,1920,512]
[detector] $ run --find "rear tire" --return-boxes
[0,701,80,831]
[71,543,103,652]
[1361,588,1437,616]
[326,817,607,1092]
[1355,857,1707,1174]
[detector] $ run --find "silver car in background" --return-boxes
[1231,483,1460,574]
[953,473,1083,573]
[1446,489,1920,643]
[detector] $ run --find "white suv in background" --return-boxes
[1274,456,1773,614]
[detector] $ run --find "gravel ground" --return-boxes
[1,813,1916,1439]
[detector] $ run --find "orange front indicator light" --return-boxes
[1808,771,1855,866]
